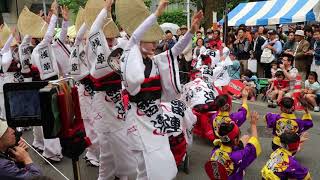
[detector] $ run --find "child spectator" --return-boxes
[265,97,313,151]
[261,132,311,180]
[268,71,289,107]
[227,52,241,80]
[242,69,260,101]
[270,61,279,79]
[302,71,320,112]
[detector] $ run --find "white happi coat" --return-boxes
[31,14,59,80]
[181,78,220,108]
[122,13,193,180]
[195,49,220,69]
[160,99,197,146]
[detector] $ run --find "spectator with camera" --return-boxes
[0,120,42,178]
[279,54,299,97]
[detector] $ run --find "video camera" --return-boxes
[3,81,91,159]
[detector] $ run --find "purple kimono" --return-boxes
[265,113,313,148]
[261,148,311,180]
[211,103,249,137]
[210,137,261,180]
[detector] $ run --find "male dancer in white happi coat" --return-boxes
[31,1,69,162]
[86,0,137,179]
[120,0,204,178]
[69,21,100,167]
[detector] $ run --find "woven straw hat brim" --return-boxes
[17,7,48,38]
[115,0,164,42]
[0,24,17,48]
[84,0,104,28]
[75,7,85,32]
[103,12,120,38]
[84,0,120,38]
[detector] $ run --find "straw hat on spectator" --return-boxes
[84,0,120,38]
[295,30,305,37]
[17,6,48,39]
[115,0,164,42]
[0,24,18,48]
[0,120,8,138]
[75,7,85,32]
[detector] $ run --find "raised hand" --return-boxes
[105,0,114,11]
[190,10,204,34]
[38,9,44,17]
[51,0,58,16]
[60,5,69,21]
[155,0,169,17]
[250,111,259,126]
[241,88,249,99]
[11,26,17,37]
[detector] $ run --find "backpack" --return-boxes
[260,48,275,64]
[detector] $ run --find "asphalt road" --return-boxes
[23,100,320,180]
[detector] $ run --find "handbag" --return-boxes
[248,58,257,73]
[260,48,275,64]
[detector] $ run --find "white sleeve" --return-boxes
[88,8,113,79]
[75,23,87,46]
[90,8,108,35]
[126,14,157,48]
[1,34,14,53]
[171,31,193,57]
[121,45,145,95]
[156,50,181,102]
[59,20,69,43]
[42,14,57,44]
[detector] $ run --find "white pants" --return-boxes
[32,126,62,161]
[97,129,138,180]
[78,85,100,164]
[131,145,177,180]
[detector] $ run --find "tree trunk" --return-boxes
[202,0,224,30]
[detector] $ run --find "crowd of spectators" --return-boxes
[158,23,320,112]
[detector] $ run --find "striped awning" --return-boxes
[220,0,320,26]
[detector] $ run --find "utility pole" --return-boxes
[187,0,190,29]
[223,0,228,44]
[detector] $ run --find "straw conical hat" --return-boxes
[115,0,164,42]
[103,12,121,38]
[17,7,48,38]
[84,0,120,38]
[0,24,17,48]
[75,7,85,32]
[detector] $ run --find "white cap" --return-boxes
[295,30,305,37]
[0,120,8,137]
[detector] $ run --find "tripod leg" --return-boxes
[72,159,81,180]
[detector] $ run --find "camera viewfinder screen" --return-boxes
[7,90,41,119]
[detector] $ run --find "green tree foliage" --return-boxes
[158,9,187,26]
[58,0,87,14]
